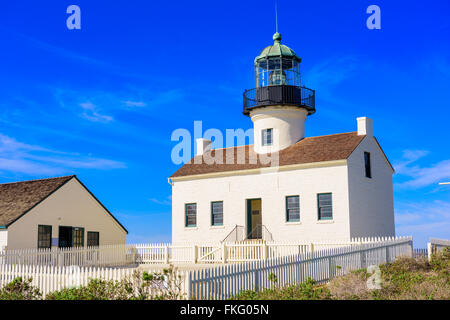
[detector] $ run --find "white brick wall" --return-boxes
[172,137,396,244]
[172,162,352,244]
[347,136,395,238]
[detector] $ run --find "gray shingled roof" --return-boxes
[0,176,127,233]
[0,176,74,226]
[171,132,366,178]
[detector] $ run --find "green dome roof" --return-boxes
[254,33,301,64]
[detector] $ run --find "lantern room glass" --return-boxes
[255,57,300,88]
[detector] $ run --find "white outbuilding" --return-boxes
[170,32,395,244]
[0,175,127,250]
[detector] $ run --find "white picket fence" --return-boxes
[0,264,189,298]
[0,237,413,299]
[427,237,450,261]
[187,237,413,299]
[0,236,409,267]
[0,244,137,267]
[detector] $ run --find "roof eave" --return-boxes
[72,176,129,234]
[170,159,348,182]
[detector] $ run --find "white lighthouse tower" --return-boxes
[243,32,315,154]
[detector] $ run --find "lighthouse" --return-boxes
[243,32,315,154]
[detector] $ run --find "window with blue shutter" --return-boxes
[318,193,333,220]
[211,201,223,226]
[185,203,197,227]
[286,196,300,222]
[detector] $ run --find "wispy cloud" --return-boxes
[305,56,361,92]
[79,102,114,123]
[395,200,450,246]
[52,87,185,123]
[149,195,172,206]
[394,150,450,189]
[0,133,125,176]
[302,56,369,122]
[122,100,147,108]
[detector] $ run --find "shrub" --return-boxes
[429,247,450,274]
[233,277,331,300]
[46,267,186,300]
[0,277,41,300]
[233,249,450,300]
[327,271,370,300]
[46,277,134,300]
[141,267,186,300]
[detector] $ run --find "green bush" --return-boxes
[233,249,450,300]
[0,277,41,300]
[233,277,331,300]
[429,247,450,274]
[46,278,135,300]
[46,267,186,300]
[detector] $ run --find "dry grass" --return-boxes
[328,249,450,300]
[234,247,450,300]
[327,270,371,300]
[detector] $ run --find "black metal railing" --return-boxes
[243,85,315,115]
[221,225,245,243]
[246,225,273,242]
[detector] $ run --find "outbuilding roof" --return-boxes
[170,132,366,178]
[0,175,127,233]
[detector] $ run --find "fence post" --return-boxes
[408,239,414,258]
[192,245,198,264]
[385,246,390,263]
[427,242,432,262]
[309,243,314,253]
[360,250,366,269]
[221,243,226,264]
[58,250,62,267]
[262,242,268,260]
[165,245,170,264]
[328,257,335,279]
[254,268,260,291]
[186,271,192,300]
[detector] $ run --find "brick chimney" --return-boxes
[196,138,212,156]
[357,117,373,137]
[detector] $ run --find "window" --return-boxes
[211,201,223,226]
[185,203,197,227]
[87,232,100,247]
[37,225,52,249]
[318,193,333,220]
[286,196,300,222]
[72,227,84,247]
[364,152,372,178]
[262,128,273,146]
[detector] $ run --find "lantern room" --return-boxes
[254,32,301,87]
[243,32,315,116]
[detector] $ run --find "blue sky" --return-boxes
[0,1,449,247]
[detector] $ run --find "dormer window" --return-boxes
[262,128,273,146]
